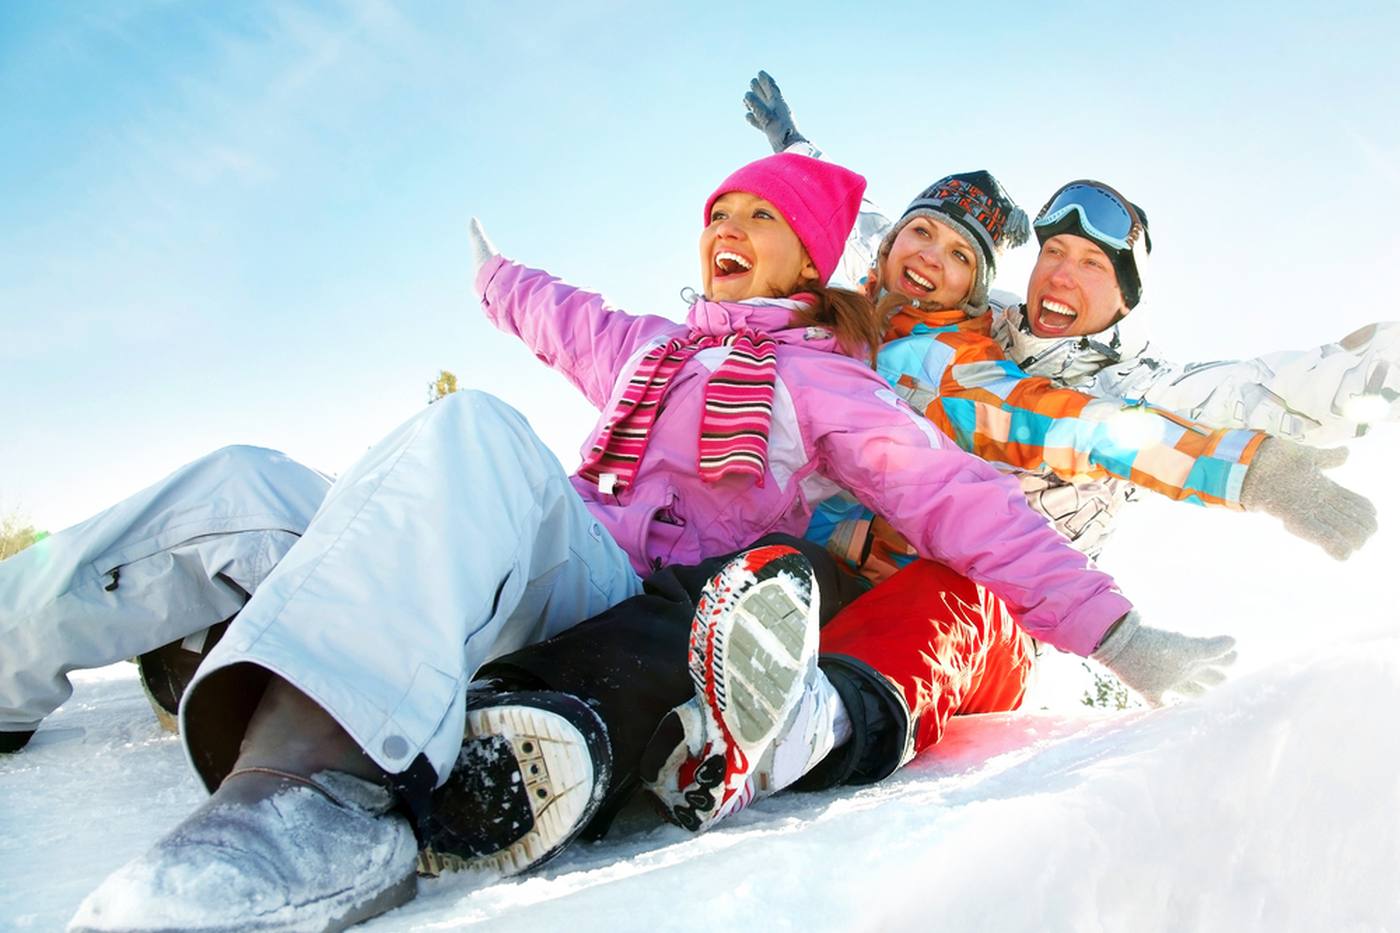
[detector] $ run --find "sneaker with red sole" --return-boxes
[639,544,821,831]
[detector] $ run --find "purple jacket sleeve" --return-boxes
[805,357,1133,657]
[475,256,681,409]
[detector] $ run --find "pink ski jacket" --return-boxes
[476,256,1132,657]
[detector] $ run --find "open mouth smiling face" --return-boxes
[1026,234,1126,338]
[700,191,814,301]
[881,217,975,308]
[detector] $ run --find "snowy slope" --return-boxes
[3,437,1399,932]
[4,642,1398,932]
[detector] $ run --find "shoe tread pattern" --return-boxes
[418,703,595,878]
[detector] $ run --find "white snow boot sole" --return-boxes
[418,691,610,877]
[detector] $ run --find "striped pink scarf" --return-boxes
[578,328,777,492]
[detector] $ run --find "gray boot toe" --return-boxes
[69,771,417,933]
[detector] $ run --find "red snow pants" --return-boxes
[819,558,1036,756]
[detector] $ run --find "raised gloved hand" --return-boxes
[468,217,498,284]
[743,70,806,154]
[1091,612,1237,707]
[1240,438,1378,560]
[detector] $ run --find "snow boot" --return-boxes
[136,620,232,733]
[639,543,826,831]
[417,690,611,877]
[69,769,418,933]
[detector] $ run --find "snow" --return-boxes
[3,436,1399,932]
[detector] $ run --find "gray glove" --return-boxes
[1239,437,1378,560]
[468,217,498,286]
[743,71,807,154]
[1092,612,1237,707]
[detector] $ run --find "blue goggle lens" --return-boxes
[1035,183,1135,248]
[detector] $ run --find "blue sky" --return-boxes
[3,0,1398,530]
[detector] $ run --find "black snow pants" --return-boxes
[476,533,872,835]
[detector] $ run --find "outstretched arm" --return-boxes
[804,358,1132,657]
[1099,322,1400,446]
[471,219,679,410]
[885,329,1378,559]
[805,359,1241,705]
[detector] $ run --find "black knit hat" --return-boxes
[878,170,1031,310]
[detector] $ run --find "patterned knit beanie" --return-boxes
[704,153,867,284]
[877,170,1030,310]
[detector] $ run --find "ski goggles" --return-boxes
[1033,181,1144,252]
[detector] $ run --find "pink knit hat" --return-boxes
[703,153,867,284]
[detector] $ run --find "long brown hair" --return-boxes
[788,281,883,367]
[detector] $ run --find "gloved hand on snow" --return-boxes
[1091,611,1236,707]
[1239,437,1378,560]
[468,217,498,285]
[744,71,807,154]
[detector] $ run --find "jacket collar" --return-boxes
[993,301,1151,386]
[685,294,839,352]
[883,302,993,342]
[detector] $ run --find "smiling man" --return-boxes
[1023,180,1150,338]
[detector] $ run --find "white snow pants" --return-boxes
[0,445,329,733]
[180,391,643,790]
